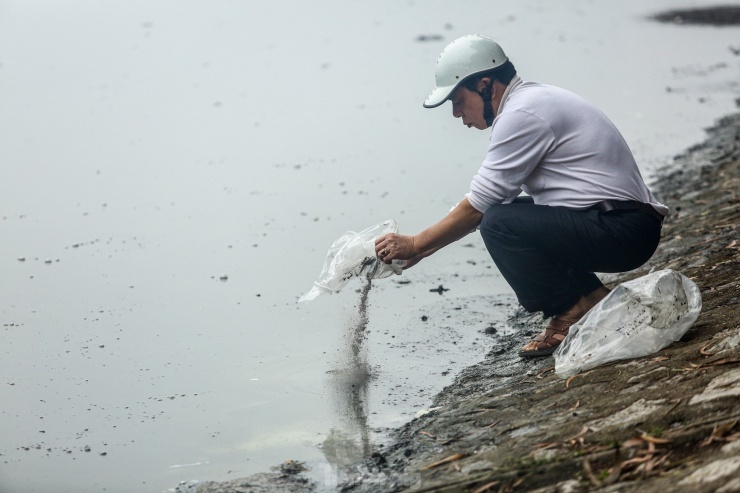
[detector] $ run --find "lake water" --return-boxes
[1,1,738,492]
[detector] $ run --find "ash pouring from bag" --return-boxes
[327,274,376,388]
[350,277,372,366]
[336,257,380,382]
[321,274,379,481]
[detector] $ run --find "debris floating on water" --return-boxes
[430,285,449,295]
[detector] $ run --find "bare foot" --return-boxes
[585,286,611,307]
[519,287,610,357]
[519,314,581,356]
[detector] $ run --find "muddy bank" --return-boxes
[329,109,740,493]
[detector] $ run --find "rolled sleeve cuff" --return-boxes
[465,191,489,214]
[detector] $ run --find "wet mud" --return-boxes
[180,460,316,493]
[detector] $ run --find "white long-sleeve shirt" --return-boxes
[466,77,668,216]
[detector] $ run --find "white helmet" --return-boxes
[423,35,508,108]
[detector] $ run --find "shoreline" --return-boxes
[183,110,740,493]
[334,109,740,493]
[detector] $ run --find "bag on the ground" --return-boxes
[554,269,702,378]
[299,219,405,302]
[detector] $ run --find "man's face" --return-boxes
[450,85,487,130]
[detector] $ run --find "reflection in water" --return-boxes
[322,278,376,484]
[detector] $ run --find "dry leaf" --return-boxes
[533,442,561,449]
[472,481,499,493]
[701,419,738,447]
[640,433,671,445]
[622,438,645,449]
[725,432,740,442]
[567,425,590,441]
[536,366,555,379]
[565,374,582,389]
[705,358,740,367]
[620,455,654,469]
[700,343,716,356]
[420,453,466,471]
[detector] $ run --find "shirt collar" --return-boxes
[495,75,522,116]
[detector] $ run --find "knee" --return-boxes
[481,204,516,236]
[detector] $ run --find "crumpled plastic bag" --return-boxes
[299,219,405,302]
[554,269,702,378]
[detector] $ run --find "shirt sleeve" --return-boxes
[466,109,556,213]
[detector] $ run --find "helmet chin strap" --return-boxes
[478,84,495,127]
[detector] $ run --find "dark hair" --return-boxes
[462,60,517,91]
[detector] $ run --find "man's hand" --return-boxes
[375,233,417,264]
[374,197,484,266]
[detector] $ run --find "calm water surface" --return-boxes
[1,1,738,491]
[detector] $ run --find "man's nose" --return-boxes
[452,105,461,118]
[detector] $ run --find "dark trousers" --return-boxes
[479,199,661,317]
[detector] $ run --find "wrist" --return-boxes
[410,235,420,256]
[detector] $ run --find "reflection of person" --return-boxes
[375,35,667,358]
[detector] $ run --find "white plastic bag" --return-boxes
[299,219,405,302]
[554,269,702,378]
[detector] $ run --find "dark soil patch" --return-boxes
[651,5,740,26]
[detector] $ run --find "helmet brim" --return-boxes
[423,84,458,108]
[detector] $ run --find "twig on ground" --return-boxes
[583,458,601,487]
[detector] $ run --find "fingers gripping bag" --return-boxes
[299,219,406,302]
[554,269,702,378]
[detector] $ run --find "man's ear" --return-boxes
[477,77,492,92]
